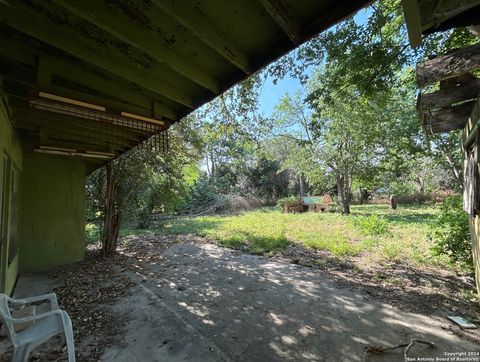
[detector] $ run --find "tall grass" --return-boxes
[147,204,446,267]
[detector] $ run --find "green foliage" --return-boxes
[180,177,226,214]
[430,196,472,268]
[276,195,300,209]
[86,116,204,233]
[354,215,389,236]
[85,223,101,245]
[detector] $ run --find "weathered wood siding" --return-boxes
[463,99,480,294]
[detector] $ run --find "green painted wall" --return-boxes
[0,99,23,295]
[19,151,86,273]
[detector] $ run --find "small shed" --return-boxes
[284,194,334,213]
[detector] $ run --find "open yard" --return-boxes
[4,204,478,361]
[111,204,478,316]
[147,204,442,264]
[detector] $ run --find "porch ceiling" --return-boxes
[0,0,370,164]
[402,0,480,47]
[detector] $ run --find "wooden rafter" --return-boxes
[52,0,220,94]
[151,0,250,74]
[423,100,476,133]
[10,103,145,140]
[7,96,157,140]
[0,33,178,120]
[420,78,480,110]
[0,59,173,124]
[0,2,195,108]
[416,43,480,88]
[257,0,300,43]
[0,45,178,122]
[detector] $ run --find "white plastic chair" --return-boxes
[0,293,75,362]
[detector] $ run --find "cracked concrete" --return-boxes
[101,242,480,361]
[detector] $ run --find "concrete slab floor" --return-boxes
[101,242,479,362]
[0,272,62,359]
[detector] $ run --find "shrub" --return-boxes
[328,198,343,213]
[276,195,300,209]
[354,215,389,236]
[430,195,472,267]
[180,178,226,214]
[85,223,101,244]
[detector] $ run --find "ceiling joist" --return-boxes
[257,0,300,43]
[0,35,178,120]
[52,0,220,94]
[0,2,196,108]
[151,0,251,74]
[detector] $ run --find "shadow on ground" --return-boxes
[5,237,479,362]
[102,240,479,362]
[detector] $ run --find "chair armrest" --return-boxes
[10,309,64,324]
[8,293,59,310]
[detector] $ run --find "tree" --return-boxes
[309,84,382,214]
[267,92,331,197]
[87,116,203,255]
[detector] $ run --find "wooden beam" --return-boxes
[52,0,220,94]
[401,0,423,48]
[257,0,300,43]
[151,0,250,73]
[0,50,177,121]
[6,96,152,140]
[12,108,144,145]
[416,43,480,88]
[0,35,178,120]
[0,62,162,123]
[38,57,177,120]
[424,100,476,133]
[0,2,195,108]
[420,78,480,109]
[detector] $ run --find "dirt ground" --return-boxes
[2,235,480,361]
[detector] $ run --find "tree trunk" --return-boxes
[437,144,464,192]
[299,174,305,198]
[336,174,350,215]
[102,163,120,255]
[417,177,425,194]
[359,188,371,204]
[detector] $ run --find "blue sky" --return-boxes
[257,7,372,117]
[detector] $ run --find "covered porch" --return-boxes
[0,0,371,295]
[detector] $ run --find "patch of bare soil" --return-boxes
[272,244,480,344]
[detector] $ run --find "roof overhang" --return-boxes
[0,0,370,166]
[402,0,480,47]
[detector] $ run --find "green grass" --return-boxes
[152,204,445,265]
[89,204,455,268]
